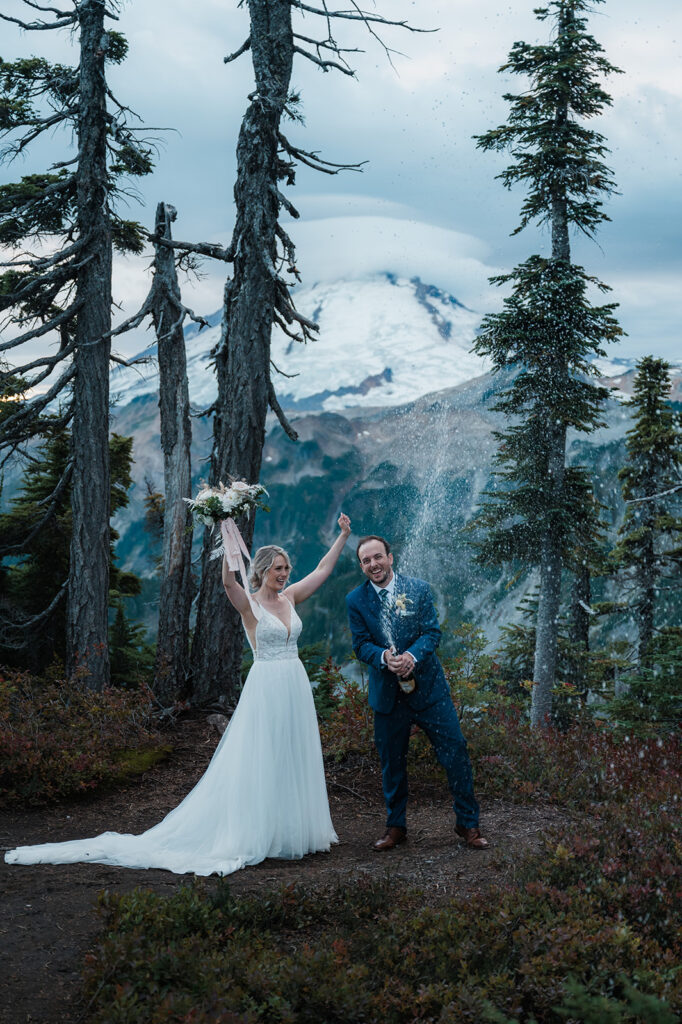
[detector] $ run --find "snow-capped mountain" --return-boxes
[110,273,487,413]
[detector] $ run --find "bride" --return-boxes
[5,514,352,876]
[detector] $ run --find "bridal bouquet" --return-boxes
[185,479,269,567]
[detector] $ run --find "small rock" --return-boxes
[207,713,229,736]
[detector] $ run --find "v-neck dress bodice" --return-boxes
[248,600,301,661]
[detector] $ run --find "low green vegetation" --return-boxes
[0,668,169,806]
[75,635,680,1023]
[83,681,680,1023]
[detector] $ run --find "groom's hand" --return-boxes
[384,651,414,677]
[393,652,415,678]
[384,650,401,673]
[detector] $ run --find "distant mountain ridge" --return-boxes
[110,273,487,413]
[107,273,682,651]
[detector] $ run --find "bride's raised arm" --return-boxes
[285,514,351,605]
[222,556,259,634]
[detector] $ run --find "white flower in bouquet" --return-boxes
[184,478,269,559]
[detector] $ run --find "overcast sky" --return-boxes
[3,0,681,362]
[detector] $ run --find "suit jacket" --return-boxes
[346,573,451,714]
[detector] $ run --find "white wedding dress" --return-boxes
[4,599,338,875]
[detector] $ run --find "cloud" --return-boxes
[3,0,680,364]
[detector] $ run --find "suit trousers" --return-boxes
[373,693,479,830]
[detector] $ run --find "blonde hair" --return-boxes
[249,545,292,590]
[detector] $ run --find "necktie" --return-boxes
[379,588,390,605]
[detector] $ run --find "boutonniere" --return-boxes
[393,593,413,615]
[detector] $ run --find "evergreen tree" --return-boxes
[564,474,610,694]
[143,476,165,574]
[0,1,153,689]
[606,627,682,733]
[109,600,154,689]
[611,356,682,665]
[0,431,141,673]
[472,0,623,728]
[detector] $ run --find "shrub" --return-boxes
[79,657,681,1024]
[319,677,373,762]
[83,861,681,1024]
[0,667,169,806]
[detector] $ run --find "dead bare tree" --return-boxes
[190,0,422,705]
[149,203,197,703]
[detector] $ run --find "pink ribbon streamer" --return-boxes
[219,518,259,614]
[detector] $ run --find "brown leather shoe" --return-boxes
[373,826,407,851]
[455,824,489,849]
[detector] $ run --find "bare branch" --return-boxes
[0,298,82,352]
[270,356,301,378]
[268,380,298,441]
[224,37,251,63]
[293,44,355,75]
[0,582,68,642]
[146,232,233,263]
[0,236,84,272]
[0,337,76,379]
[109,352,154,369]
[0,362,75,435]
[291,0,431,70]
[1,110,76,162]
[273,313,305,343]
[626,483,682,504]
[0,460,73,556]
[278,131,366,174]
[270,183,300,219]
[22,0,72,12]
[293,32,361,55]
[292,2,421,30]
[0,11,75,30]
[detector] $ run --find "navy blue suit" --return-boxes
[346,574,479,830]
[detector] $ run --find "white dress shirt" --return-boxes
[371,575,415,667]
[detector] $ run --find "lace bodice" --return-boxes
[247,599,302,661]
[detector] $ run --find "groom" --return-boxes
[346,535,488,851]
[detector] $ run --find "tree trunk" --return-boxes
[151,202,194,703]
[531,424,567,728]
[190,0,294,705]
[569,560,591,696]
[531,21,571,728]
[66,0,112,689]
[637,527,656,667]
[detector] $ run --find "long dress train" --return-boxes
[4,600,337,876]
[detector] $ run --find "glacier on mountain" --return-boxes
[110,273,487,413]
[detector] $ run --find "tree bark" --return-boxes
[637,523,656,667]
[531,6,571,728]
[531,423,567,728]
[151,202,194,703]
[569,560,591,695]
[66,0,112,689]
[190,0,294,705]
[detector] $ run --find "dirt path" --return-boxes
[0,716,568,1024]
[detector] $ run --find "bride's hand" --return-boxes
[338,513,351,537]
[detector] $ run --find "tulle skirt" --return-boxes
[5,657,338,876]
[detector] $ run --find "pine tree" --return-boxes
[0,430,141,673]
[0,1,153,689]
[472,0,623,728]
[109,600,154,689]
[606,627,682,733]
[611,356,682,665]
